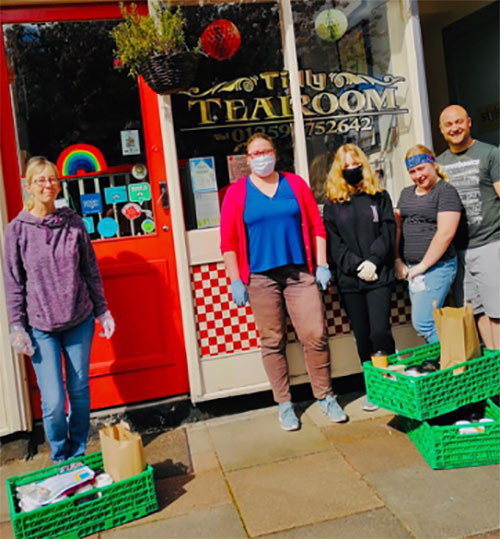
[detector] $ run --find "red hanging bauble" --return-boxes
[201,19,241,61]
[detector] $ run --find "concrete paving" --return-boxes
[1,392,499,538]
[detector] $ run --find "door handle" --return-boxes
[158,181,169,210]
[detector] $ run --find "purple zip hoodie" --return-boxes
[3,208,107,332]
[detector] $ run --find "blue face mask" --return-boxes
[250,154,276,177]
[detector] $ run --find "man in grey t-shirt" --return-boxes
[437,104,500,349]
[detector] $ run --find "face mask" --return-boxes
[342,165,363,186]
[250,154,276,177]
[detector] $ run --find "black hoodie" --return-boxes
[323,190,396,292]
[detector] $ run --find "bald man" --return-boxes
[437,105,500,349]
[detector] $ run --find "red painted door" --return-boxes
[0,3,189,418]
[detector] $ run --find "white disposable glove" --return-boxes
[357,260,378,282]
[10,326,35,356]
[97,310,116,339]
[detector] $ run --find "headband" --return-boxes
[405,154,435,170]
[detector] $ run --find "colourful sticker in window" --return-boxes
[141,219,155,233]
[104,185,128,205]
[83,216,95,234]
[121,202,142,220]
[80,193,103,215]
[128,182,151,203]
[97,217,118,238]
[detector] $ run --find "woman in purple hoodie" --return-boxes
[3,156,115,462]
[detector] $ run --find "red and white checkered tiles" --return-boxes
[191,263,412,358]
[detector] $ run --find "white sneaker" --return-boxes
[361,395,379,412]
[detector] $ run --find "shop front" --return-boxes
[0,0,429,433]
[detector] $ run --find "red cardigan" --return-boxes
[220,171,326,284]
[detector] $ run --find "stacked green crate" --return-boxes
[363,344,500,469]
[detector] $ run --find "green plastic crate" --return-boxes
[6,452,158,539]
[399,399,500,469]
[364,344,500,420]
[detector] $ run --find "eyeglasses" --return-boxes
[247,149,275,159]
[33,177,59,186]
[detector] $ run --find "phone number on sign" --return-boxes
[304,117,373,136]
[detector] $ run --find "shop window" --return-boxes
[3,20,155,240]
[171,1,293,230]
[291,0,407,203]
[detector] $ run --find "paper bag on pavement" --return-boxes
[433,302,481,372]
[99,421,145,482]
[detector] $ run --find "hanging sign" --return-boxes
[82,216,95,234]
[128,182,151,203]
[121,202,142,221]
[104,185,128,205]
[120,130,141,156]
[97,217,118,238]
[80,193,103,215]
[189,157,217,193]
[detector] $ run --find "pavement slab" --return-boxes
[115,468,233,528]
[305,393,393,428]
[263,507,412,538]
[323,416,426,475]
[226,450,383,537]
[142,427,192,480]
[185,424,219,473]
[101,505,246,538]
[365,463,500,538]
[0,520,14,539]
[207,409,331,472]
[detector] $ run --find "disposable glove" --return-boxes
[357,260,378,282]
[97,310,116,339]
[231,279,248,307]
[10,326,35,356]
[315,266,332,291]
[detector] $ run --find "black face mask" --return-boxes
[342,166,363,186]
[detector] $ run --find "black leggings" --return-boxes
[341,286,396,364]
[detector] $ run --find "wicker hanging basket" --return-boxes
[138,52,200,95]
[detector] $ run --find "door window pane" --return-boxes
[171,1,293,230]
[3,20,156,239]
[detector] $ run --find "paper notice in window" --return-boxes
[189,157,217,192]
[194,191,220,229]
[227,155,250,183]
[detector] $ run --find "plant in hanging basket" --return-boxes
[112,2,201,94]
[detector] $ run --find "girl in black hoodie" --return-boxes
[323,144,396,411]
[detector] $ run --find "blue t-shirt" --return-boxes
[243,174,305,273]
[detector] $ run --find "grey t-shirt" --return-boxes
[438,140,500,249]
[397,180,462,264]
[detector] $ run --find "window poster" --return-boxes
[189,157,217,193]
[227,155,251,184]
[120,130,141,156]
[194,191,220,229]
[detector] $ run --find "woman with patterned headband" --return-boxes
[395,145,463,343]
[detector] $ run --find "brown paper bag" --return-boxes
[433,302,481,372]
[99,421,146,482]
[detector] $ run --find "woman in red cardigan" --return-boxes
[220,134,347,430]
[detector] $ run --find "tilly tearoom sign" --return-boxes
[178,70,408,138]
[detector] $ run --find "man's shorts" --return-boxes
[464,240,500,318]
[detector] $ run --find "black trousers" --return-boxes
[341,286,396,364]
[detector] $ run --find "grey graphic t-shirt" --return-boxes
[438,141,500,249]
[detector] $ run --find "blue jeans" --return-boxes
[29,315,95,461]
[408,257,457,343]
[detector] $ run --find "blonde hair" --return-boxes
[326,144,383,203]
[405,144,448,181]
[24,156,59,211]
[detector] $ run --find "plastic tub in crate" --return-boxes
[399,399,500,469]
[6,452,158,539]
[363,343,500,420]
